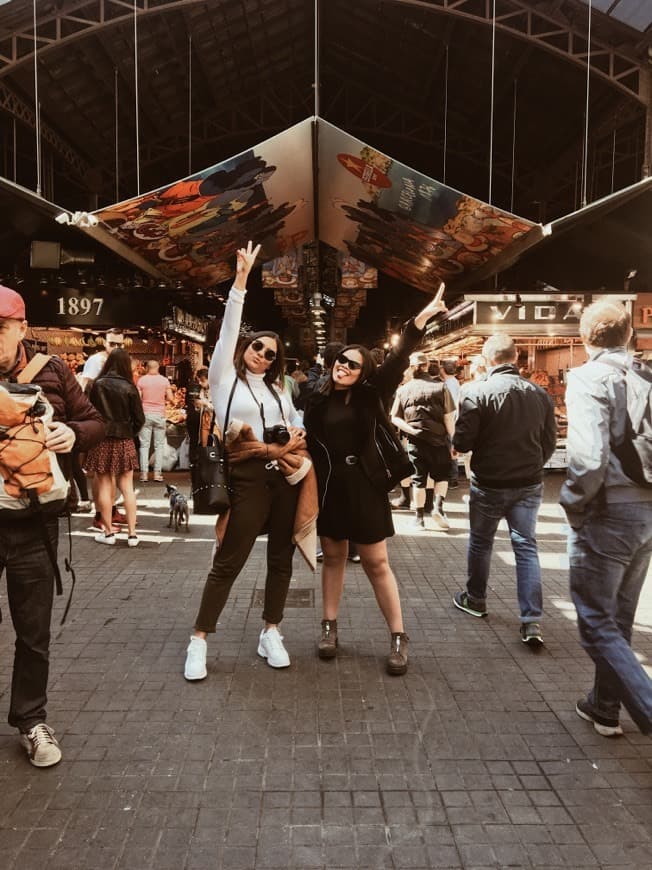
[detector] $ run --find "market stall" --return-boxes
[422,292,639,469]
[24,302,209,471]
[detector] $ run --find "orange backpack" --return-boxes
[0,354,69,516]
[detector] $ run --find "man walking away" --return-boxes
[452,334,556,645]
[561,300,652,737]
[137,360,174,482]
[391,352,456,529]
[0,285,104,766]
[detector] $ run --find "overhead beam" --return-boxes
[0,0,645,104]
[379,0,646,102]
[0,80,92,183]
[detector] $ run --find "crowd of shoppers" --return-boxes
[1,250,650,771]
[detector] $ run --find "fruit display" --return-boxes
[166,385,187,424]
[58,351,87,373]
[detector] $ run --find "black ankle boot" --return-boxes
[318,619,338,659]
[386,632,409,675]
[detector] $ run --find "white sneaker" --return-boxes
[20,723,62,767]
[184,636,207,680]
[127,535,139,548]
[257,627,290,668]
[94,532,116,545]
[431,508,451,530]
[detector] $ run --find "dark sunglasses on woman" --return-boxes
[336,353,362,371]
[251,339,277,362]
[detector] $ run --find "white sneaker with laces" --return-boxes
[257,627,291,668]
[20,723,62,767]
[94,532,116,545]
[184,636,207,680]
[127,535,139,548]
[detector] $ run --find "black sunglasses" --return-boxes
[251,339,277,362]
[336,353,362,371]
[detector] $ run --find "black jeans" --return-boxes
[195,459,299,630]
[0,518,58,732]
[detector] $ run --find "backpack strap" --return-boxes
[16,353,52,384]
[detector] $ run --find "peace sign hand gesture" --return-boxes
[234,240,262,290]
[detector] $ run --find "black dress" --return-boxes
[317,390,394,544]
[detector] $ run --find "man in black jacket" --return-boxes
[452,333,556,645]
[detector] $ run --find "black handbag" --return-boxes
[374,418,414,492]
[190,378,237,516]
[191,434,231,515]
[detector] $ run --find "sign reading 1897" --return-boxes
[57,295,104,317]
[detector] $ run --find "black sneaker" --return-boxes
[575,698,623,737]
[453,590,488,618]
[520,623,544,646]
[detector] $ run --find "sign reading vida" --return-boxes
[476,300,583,326]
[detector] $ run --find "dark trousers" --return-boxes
[195,459,300,630]
[1,518,58,732]
[71,450,89,501]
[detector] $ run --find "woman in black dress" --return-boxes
[304,290,447,675]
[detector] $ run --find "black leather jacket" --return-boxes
[89,374,145,439]
[453,364,557,488]
[304,319,424,502]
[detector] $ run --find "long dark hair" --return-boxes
[233,330,285,387]
[98,347,133,381]
[319,343,376,396]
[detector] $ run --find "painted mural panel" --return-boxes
[339,253,377,290]
[93,119,314,288]
[318,120,537,293]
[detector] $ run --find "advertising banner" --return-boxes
[318,119,538,294]
[93,119,315,288]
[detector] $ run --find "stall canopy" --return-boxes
[499,176,652,293]
[87,117,545,295]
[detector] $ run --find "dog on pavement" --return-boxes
[165,484,189,532]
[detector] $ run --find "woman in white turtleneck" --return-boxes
[184,241,306,680]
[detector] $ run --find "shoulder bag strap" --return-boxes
[218,377,238,445]
[17,353,52,384]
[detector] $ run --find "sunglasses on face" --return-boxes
[336,353,362,371]
[250,339,276,362]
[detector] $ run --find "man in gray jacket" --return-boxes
[561,300,652,737]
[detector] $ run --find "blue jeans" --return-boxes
[467,482,543,622]
[0,518,58,732]
[568,501,652,733]
[139,413,166,475]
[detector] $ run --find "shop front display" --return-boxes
[423,292,640,471]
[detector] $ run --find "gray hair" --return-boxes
[482,334,517,365]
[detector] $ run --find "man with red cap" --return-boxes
[0,285,104,766]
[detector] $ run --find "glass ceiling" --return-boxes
[578,0,651,33]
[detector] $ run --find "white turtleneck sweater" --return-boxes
[208,286,302,442]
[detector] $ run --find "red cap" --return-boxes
[0,285,26,320]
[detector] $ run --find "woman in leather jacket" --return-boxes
[304,289,447,675]
[86,348,145,546]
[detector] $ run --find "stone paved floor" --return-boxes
[1,474,651,870]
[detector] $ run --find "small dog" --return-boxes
[165,484,189,532]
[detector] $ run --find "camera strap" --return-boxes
[244,378,287,429]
